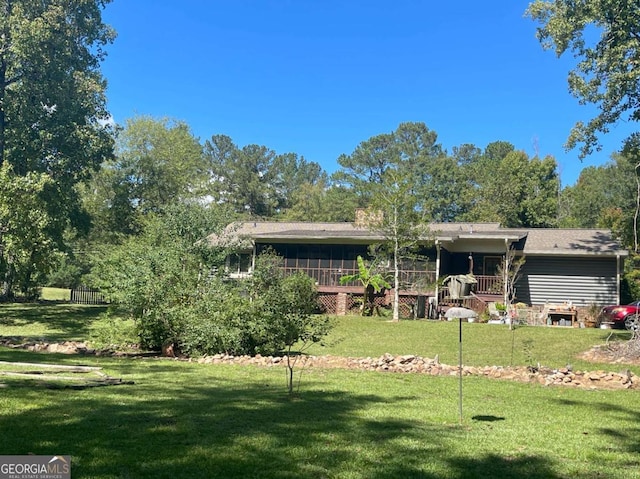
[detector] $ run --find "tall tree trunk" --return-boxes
[634,162,640,254]
[1,254,14,300]
[0,0,12,166]
[392,206,400,321]
[0,58,5,166]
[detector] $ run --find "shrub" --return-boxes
[89,314,138,350]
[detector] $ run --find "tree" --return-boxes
[335,122,435,320]
[90,202,231,351]
[527,1,640,158]
[91,211,332,387]
[271,152,327,213]
[249,252,333,393]
[0,0,115,296]
[204,135,278,217]
[621,134,640,253]
[79,116,207,242]
[0,164,55,298]
[415,153,468,222]
[495,248,526,331]
[559,154,636,245]
[463,150,560,228]
[280,181,366,222]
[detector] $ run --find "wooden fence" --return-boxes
[70,286,107,305]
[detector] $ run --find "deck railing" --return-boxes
[281,266,438,290]
[280,267,502,294]
[474,275,502,294]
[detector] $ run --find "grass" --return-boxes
[40,287,71,302]
[309,315,637,374]
[0,303,639,478]
[0,303,107,343]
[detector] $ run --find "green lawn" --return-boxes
[308,315,637,373]
[0,303,107,343]
[0,304,639,478]
[40,286,72,302]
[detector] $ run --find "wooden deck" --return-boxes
[282,266,501,295]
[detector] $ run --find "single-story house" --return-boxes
[208,218,628,317]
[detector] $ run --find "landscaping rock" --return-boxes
[184,352,639,391]
[1,338,638,390]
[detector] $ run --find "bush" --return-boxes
[89,314,138,350]
[180,286,253,356]
[92,214,332,358]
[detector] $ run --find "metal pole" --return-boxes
[434,241,441,311]
[458,317,463,424]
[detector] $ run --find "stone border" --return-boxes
[195,352,639,390]
[1,339,637,390]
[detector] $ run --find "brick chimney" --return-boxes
[354,208,383,228]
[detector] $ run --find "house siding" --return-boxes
[516,256,618,307]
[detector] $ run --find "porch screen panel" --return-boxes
[307,246,320,269]
[341,246,358,272]
[296,245,309,269]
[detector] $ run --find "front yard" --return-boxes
[0,303,639,478]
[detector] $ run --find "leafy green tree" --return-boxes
[0,0,114,170]
[416,153,468,222]
[484,141,516,163]
[91,206,330,377]
[527,1,640,304]
[393,123,468,222]
[460,141,515,217]
[0,164,56,298]
[248,252,333,392]
[0,0,115,296]
[463,150,559,227]
[559,154,636,245]
[281,181,366,222]
[527,0,640,158]
[558,167,607,228]
[204,135,328,218]
[278,272,333,394]
[560,164,619,227]
[204,135,278,217]
[86,116,205,237]
[90,202,230,350]
[271,152,327,213]
[620,135,640,253]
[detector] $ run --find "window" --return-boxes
[228,253,252,278]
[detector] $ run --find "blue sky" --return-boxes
[101,1,634,187]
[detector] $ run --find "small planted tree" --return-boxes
[279,273,334,394]
[340,255,391,316]
[496,248,526,331]
[250,251,334,393]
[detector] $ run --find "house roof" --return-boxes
[208,221,628,257]
[209,221,374,247]
[521,228,626,256]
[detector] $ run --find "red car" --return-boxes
[599,301,640,330]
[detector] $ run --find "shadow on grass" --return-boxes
[554,397,640,460]
[445,454,561,479]
[0,303,107,342]
[598,330,632,341]
[0,349,566,479]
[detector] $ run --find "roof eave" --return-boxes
[523,249,629,257]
